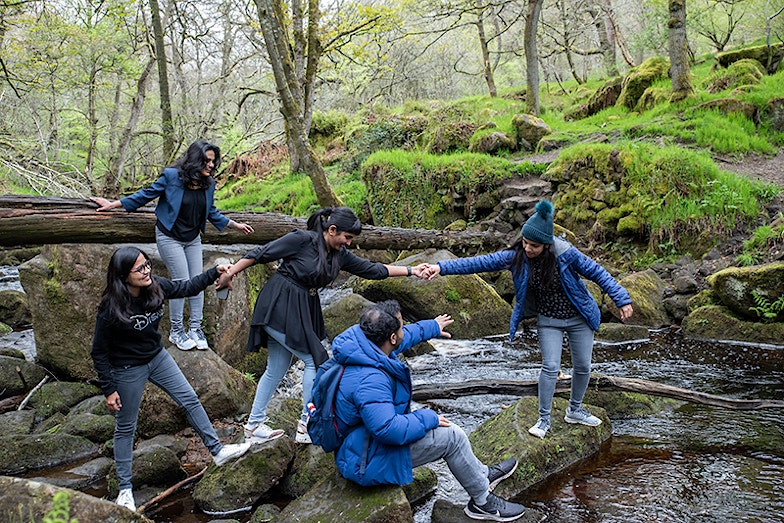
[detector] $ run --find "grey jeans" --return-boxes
[409,424,490,505]
[111,349,222,489]
[156,227,204,331]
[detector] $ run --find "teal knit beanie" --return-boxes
[521,200,554,244]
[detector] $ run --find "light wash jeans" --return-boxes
[247,326,317,426]
[410,424,490,505]
[156,228,204,331]
[111,349,222,489]
[536,314,594,420]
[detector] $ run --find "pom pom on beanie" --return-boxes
[521,200,554,244]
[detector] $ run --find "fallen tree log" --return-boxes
[412,374,784,410]
[0,195,510,252]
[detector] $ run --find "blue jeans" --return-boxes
[247,326,317,425]
[111,349,222,489]
[410,424,490,505]
[156,228,204,331]
[536,315,594,420]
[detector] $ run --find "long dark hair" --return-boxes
[170,140,221,190]
[306,206,363,287]
[97,246,164,323]
[510,237,557,288]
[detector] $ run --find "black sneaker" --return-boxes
[488,457,518,491]
[465,492,526,521]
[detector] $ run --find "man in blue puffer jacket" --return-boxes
[332,300,526,521]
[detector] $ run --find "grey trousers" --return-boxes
[409,423,490,505]
[156,227,204,331]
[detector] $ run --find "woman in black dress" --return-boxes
[218,207,422,444]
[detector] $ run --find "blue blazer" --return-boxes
[119,167,230,232]
[332,321,442,486]
[437,237,632,338]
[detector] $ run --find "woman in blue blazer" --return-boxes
[422,200,633,439]
[92,140,254,351]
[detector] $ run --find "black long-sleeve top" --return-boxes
[90,267,219,396]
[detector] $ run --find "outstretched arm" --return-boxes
[91,197,123,211]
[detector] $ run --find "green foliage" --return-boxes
[43,492,78,523]
[702,58,765,93]
[311,110,351,145]
[737,218,784,265]
[749,290,784,321]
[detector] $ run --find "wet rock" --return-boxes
[0,330,36,361]
[403,466,438,505]
[663,294,691,321]
[707,262,784,322]
[272,474,413,523]
[0,289,31,328]
[28,381,101,420]
[0,433,99,474]
[0,476,153,523]
[106,445,187,497]
[34,412,66,434]
[59,412,116,443]
[279,444,337,498]
[352,250,511,339]
[135,434,189,456]
[595,322,650,343]
[681,305,784,345]
[193,436,296,514]
[613,269,670,328]
[581,389,678,419]
[70,394,113,416]
[0,409,36,436]
[0,354,46,398]
[469,396,611,500]
[28,456,114,491]
[250,503,281,522]
[430,497,544,523]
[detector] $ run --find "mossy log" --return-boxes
[0,195,509,252]
[412,374,784,410]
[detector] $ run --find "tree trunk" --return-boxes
[602,0,635,67]
[588,5,618,76]
[668,0,694,102]
[149,0,175,162]
[524,0,544,115]
[412,375,784,410]
[0,195,510,252]
[475,0,497,97]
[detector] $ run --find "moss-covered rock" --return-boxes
[580,389,678,419]
[764,97,784,132]
[106,445,187,496]
[595,323,650,343]
[469,397,611,500]
[687,289,721,311]
[617,56,669,110]
[716,42,784,74]
[0,433,99,474]
[427,121,479,154]
[635,86,670,112]
[693,98,758,121]
[0,289,31,328]
[28,381,101,420]
[0,354,46,398]
[272,474,413,523]
[511,113,552,148]
[59,412,116,443]
[566,76,624,120]
[469,129,516,154]
[404,465,438,505]
[323,292,375,342]
[681,305,784,344]
[279,444,337,499]
[193,436,296,513]
[613,269,670,328]
[431,497,544,523]
[704,58,765,93]
[0,409,36,437]
[351,251,512,339]
[0,476,153,523]
[707,262,784,322]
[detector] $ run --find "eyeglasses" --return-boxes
[131,260,152,274]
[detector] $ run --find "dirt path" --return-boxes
[713,152,784,188]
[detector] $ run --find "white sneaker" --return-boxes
[213,442,252,466]
[295,420,311,444]
[169,328,196,350]
[115,488,136,511]
[564,406,602,426]
[528,418,550,439]
[243,421,285,443]
[188,328,210,350]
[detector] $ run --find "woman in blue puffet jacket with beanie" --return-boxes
[421,200,633,439]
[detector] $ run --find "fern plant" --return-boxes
[749,290,784,321]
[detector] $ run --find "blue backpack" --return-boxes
[307,358,350,453]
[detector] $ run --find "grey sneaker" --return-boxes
[188,328,209,350]
[528,418,550,439]
[213,442,252,466]
[115,488,136,511]
[488,457,518,491]
[564,406,602,426]
[169,328,196,351]
[465,492,526,521]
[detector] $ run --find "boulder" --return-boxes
[693,98,758,121]
[566,76,623,120]
[428,121,479,154]
[272,474,413,523]
[469,131,516,154]
[765,97,784,132]
[595,323,650,343]
[0,409,36,437]
[0,289,31,328]
[0,330,36,361]
[663,294,691,321]
[31,456,116,491]
[0,476,153,523]
[716,42,784,74]
[431,497,544,523]
[59,412,116,443]
[323,292,374,342]
[469,396,611,500]
[70,394,113,416]
[612,269,670,328]
[0,354,46,398]
[0,433,99,474]
[707,262,784,322]
[193,436,296,514]
[352,251,511,339]
[106,445,187,496]
[278,444,338,498]
[511,113,552,148]
[403,466,438,505]
[617,56,669,110]
[28,381,101,420]
[681,305,784,345]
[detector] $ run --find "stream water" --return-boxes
[4,269,783,522]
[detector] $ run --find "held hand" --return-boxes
[234,222,254,235]
[105,392,122,411]
[216,272,234,291]
[437,415,451,427]
[434,314,453,338]
[421,263,441,280]
[410,263,429,279]
[619,304,633,321]
[216,264,233,274]
[90,196,118,212]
